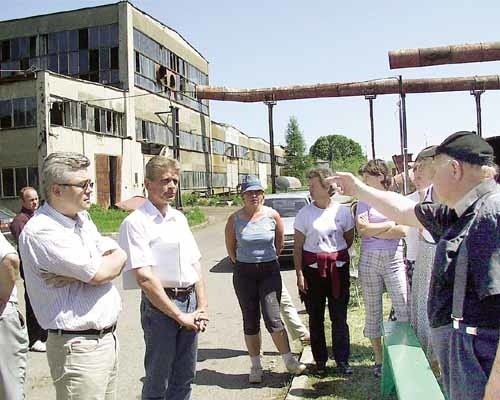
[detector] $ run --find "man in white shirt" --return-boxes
[19,152,127,400]
[119,156,208,400]
[0,233,27,400]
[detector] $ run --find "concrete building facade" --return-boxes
[0,1,286,210]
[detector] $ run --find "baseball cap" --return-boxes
[241,175,264,192]
[435,131,494,166]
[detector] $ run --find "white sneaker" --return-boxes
[285,357,307,375]
[31,340,46,352]
[249,366,263,383]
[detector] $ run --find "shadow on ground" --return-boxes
[198,348,280,362]
[195,368,290,390]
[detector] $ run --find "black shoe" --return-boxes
[316,362,327,375]
[337,361,353,375]
[373,363,382,378]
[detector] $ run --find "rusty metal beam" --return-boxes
[389,42,500,69]
[196,74,500,102]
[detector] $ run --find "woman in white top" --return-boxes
[294,168,355,374]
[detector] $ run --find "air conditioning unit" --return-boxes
[166,70,179,91]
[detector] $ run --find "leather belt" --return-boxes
[452,319,477,336]
[165,285,195,299]
[48,324,117,336]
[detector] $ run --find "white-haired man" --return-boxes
[19,152,127,400]
[330,131,500,400]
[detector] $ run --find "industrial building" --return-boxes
[0,1,286,211]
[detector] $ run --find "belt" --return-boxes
[452,319,478,335]
[48,324,117,336]
[165,285,195,299]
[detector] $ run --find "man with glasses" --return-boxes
[19,152,127,400]
[330,132,499,400]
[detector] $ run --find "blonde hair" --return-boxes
[145,156,180,180]
[308,168,335,195]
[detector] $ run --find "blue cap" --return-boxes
[241,175,264,192]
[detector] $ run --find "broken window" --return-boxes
[50,101,63,126]
[89,49,99,72]
[13,98,26,127]
[0,100,12,129]
[78,29,88,50]
[1,169,14,197]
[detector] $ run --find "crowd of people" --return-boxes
[0,130,498,400]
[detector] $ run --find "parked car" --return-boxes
[264,192,311,261]
[0,207,16,243]
[264,191,354,262]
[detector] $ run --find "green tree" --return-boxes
[310,134,366,174]
[284,116,311,181]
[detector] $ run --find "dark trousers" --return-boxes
[233,260,284,335]
[20,267,47,346]
[302,264,350,365]
[432,324,499,400]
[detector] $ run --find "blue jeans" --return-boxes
[431,323,499,400]
[140,292,198,400]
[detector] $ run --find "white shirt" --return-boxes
[405,191,421,261]
[119,200,201,288]
[0,233,17,317]
[294,202,354,265]
[19,203,122,330]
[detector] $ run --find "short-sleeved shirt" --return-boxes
[356,201,400,252]
[19,203,122,330]
[119,199,202,288]
[415,179,500,328]
[0,233,17,317]
[406,187,435,261]
[294,201,354,262]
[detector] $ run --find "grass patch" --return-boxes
[184,206,206,226]
[89,205,129,233]
[299,287,395,400]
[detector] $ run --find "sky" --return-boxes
[3,0,500,160]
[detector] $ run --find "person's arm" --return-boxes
[134,266,199,330]
[356,212,394,237]
[375,224,410,239]
[343,228,355,248]
[273,210,284,256]
[484,345,500,399]
[224,213,237,263]
[329,173,422,228]
[294,229,307,293]
[9,215,25,244]
[0,253,20,304]
[193,260,209,332]
[88,248,127,285]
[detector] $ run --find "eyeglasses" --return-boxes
[57,179,94,191]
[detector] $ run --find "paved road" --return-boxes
[23,207,306,399]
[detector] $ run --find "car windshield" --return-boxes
[264,198,308,218]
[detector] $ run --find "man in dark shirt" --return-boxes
[10,186,47,352]
[330,131,500,400]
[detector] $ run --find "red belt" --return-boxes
[302,249,349,298]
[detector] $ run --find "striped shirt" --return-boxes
[19,203,122,330]
[0,233,17,317]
